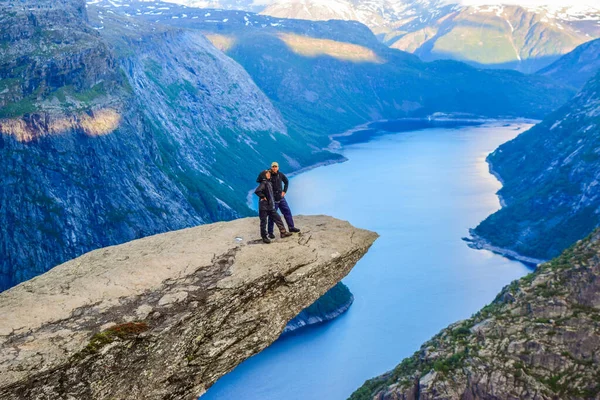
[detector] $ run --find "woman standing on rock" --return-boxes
[255,170,293,243]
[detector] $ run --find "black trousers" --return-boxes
[268,197,295,234]
[259,209,285,237]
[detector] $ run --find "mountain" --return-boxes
[0,0,336,290]
[260,0,457,38]
[350,228,600,399]
[99,0,576,139]
[387,4,600,73]
[538,38,600,89]
[470,71,600,262]
[87,0,600,72]
[189,0,600,73]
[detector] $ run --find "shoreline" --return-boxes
[463,231,547,268]
[248,116,538,208]
[486,157,508,207]
[286,157,349,178]
[465,124,546,268]
[280,293,354,337]
[327,116,540,151]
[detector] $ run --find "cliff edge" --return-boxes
[0,215,377,399]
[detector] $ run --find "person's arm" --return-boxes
[255,183,267,200]
[281,172,289,195]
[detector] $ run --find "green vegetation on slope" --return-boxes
[222,28,574,140]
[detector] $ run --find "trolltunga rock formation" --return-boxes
[0,215,377,399]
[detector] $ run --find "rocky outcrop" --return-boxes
[350,230,600,400]
[471,71,600,261]
[0,215,377,399]
[283,281,354,335]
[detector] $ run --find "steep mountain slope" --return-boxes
[99,1,575,141]
[471,71,600,262]
[0,0,335,290]
[351,228,600,400]
[538,38,600,90]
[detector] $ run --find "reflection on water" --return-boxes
[203,122,533,400]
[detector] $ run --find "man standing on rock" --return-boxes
[267,162,300,238]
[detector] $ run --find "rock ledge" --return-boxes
[0,215,377,399]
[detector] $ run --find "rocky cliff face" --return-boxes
[0,0,338,290]
[0,0,124,122]
[350,229,600,400]
[471,71,600,262]
[0,215,378,399]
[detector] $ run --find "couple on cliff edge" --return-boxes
[254,162,300,244]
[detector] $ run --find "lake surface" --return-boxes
[203,122,533,400]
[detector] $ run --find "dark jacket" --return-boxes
[254,171,276,211]
[270,171,289,201]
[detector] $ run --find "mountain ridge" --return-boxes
[121,0,600,71]
[538,37,600,89]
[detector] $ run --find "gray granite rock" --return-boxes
[0,215,377,400]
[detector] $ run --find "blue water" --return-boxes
[204,122,532,400]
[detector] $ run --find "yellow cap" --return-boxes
[271,162,279,167]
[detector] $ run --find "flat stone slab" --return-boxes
[0,215,377,399]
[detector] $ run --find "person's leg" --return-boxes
[279,198,300,232]
[278,198,294,228]
[267,202,280,236]
[270,210,292,238]
[259,210,269,240]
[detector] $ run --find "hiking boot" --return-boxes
[289,227,301,233]
[262,237,271,244]
[268,233,276,239]
[280,231,293,238]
